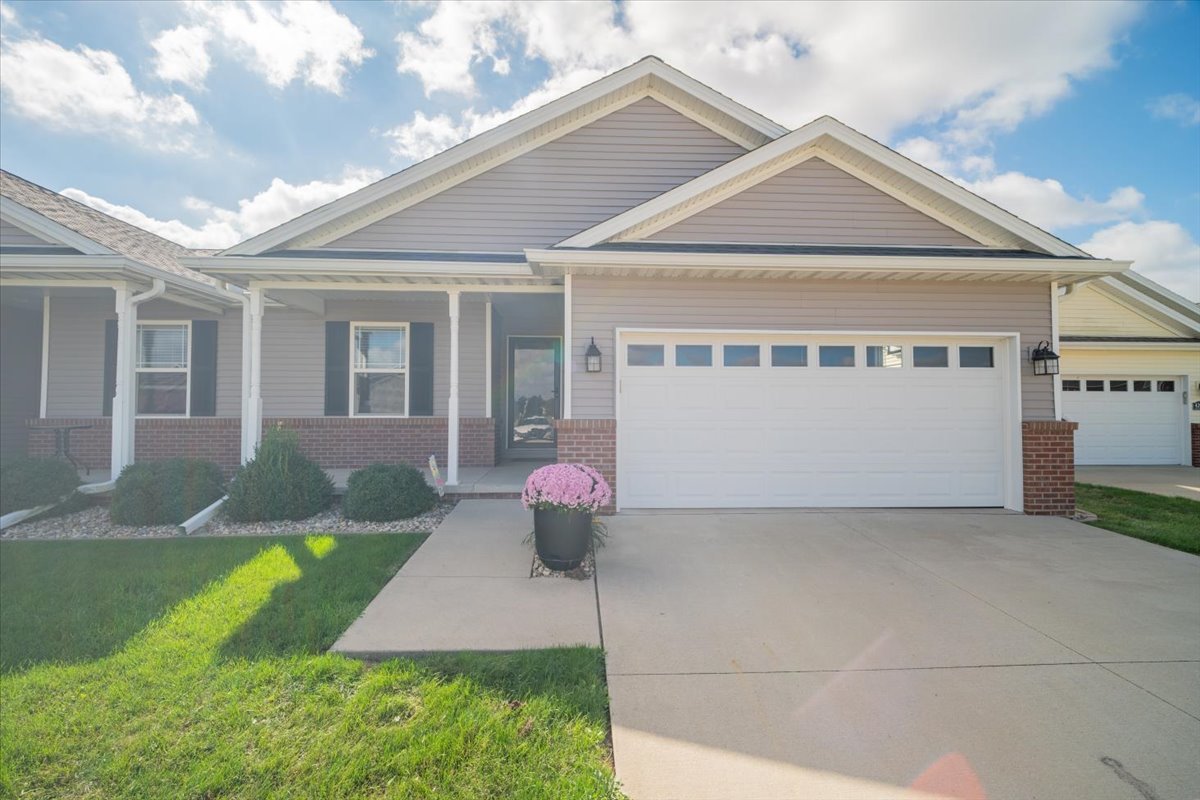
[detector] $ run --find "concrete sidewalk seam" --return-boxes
[608,659,1200,677]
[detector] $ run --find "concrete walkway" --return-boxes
[598,510,1200,800]
[331,500,599,655]
[1077,465,1200,501]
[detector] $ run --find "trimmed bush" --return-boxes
[0,457,81,515]
[224,428,334,522]
[110,459,225,526]
[343,463,438,521]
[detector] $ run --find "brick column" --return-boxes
[554,419,616,512]
[1192,423,1199,468]
[1022,420,1079,516]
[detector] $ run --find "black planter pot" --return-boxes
[533,508,592,570]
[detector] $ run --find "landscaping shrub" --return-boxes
[343,463,437,521]
[0,456,80,515]
[224,428,334,522]
[110,459,225,526]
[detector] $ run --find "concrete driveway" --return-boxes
[1077,465,1200,501]
[597,510,1200,800]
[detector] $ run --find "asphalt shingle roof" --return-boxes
[0,170,216,286]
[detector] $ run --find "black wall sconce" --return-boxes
[585,337,602,373]
[1030,340,1060,376]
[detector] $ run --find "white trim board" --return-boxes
[612,326,1024,513]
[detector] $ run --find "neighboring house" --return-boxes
[2,57,1137,515]
[1058,272,1200,467]
[0,170,244,473]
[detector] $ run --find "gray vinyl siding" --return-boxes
[261,297,487,417]
[647,158,979,246]
[0,216,58,247]
[324,98,746,252]
[45,297,241,417]
[569,276,1053,419]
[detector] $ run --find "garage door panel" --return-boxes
[619,335,1009,508]
[1063,377,1183,465]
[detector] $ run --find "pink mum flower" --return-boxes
[521,463,612,513]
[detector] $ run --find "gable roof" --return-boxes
[221,56,789,256]
[0,170,216,286]
[1064,272,1200,338]
[556,116,1090,257]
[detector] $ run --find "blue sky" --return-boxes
[1,0,1197,298]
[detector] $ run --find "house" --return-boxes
[1,57,1140,515]
[1058,273,1200,466]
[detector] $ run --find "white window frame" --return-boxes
[349,321,410,418]
[135,320,191,418]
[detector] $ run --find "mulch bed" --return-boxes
[0,498,456,540]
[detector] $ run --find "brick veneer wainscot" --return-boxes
[1022,420,1079,516]
[1192,423,1199,468]
[554,418,617,513]
[27,417,495,474]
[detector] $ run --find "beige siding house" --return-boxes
[4,56,1156,515]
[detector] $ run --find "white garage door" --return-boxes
[618,333,1012,509]
[1063,377,1185,465]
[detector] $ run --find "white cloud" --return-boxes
[1148,93,1200,127]
[61,168,383,249]
[1081,221,1200,301]
[0,2,18,26]
[393,1,1140,139]
[151,25,212,89]
[0,36,200,151]
[958,171,1145,230]
[173,0,373,94]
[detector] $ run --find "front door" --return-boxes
[508,336,562,451]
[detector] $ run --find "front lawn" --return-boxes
[0,535,620,799]
[1076,483,1200,555]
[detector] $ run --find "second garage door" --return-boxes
[1063,376,1185,465]
[618,333,1013,509]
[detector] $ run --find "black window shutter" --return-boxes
[190,320,218,416]
[409,322,434,416]
[102,319,117,416]
[325,322,350,416]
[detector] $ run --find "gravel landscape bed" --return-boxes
[1,499,456,540]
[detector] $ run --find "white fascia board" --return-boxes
[1105,273,1200,330]
[220,58,785,258]
[0,254,240,308]
[1060,340,1200,350]
[0,198,114,255]
[188,254,538,279]
[525,247,1130,277]
[557,116,1089,258]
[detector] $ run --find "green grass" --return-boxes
[1076,483,1200,554]
[0,535,620,799]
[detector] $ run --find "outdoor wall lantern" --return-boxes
[585,338,603,373]
[1030,340,1060,376]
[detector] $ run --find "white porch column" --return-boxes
[563,272,572,419]
[447,289,460,486]
[39,294,50,418]
[484,299,493,418]
[110,284,132,477]
[246,286,265,459]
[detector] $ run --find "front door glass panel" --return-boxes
[509,337,561,447]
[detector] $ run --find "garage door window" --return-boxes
[1158,381,1175,392]
[866,345,903,368]
[960,346,994,368]
[1063,380,1080,391]
[676,345,712,367]
[1134,381,1151,392]
[771,345,808,367]
[913,346,949,368]
[1086,380,1105,392]
[1110,380,1128,392]
[627,344,664,367]
[724,345,759,367]
[819,345,855,367]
